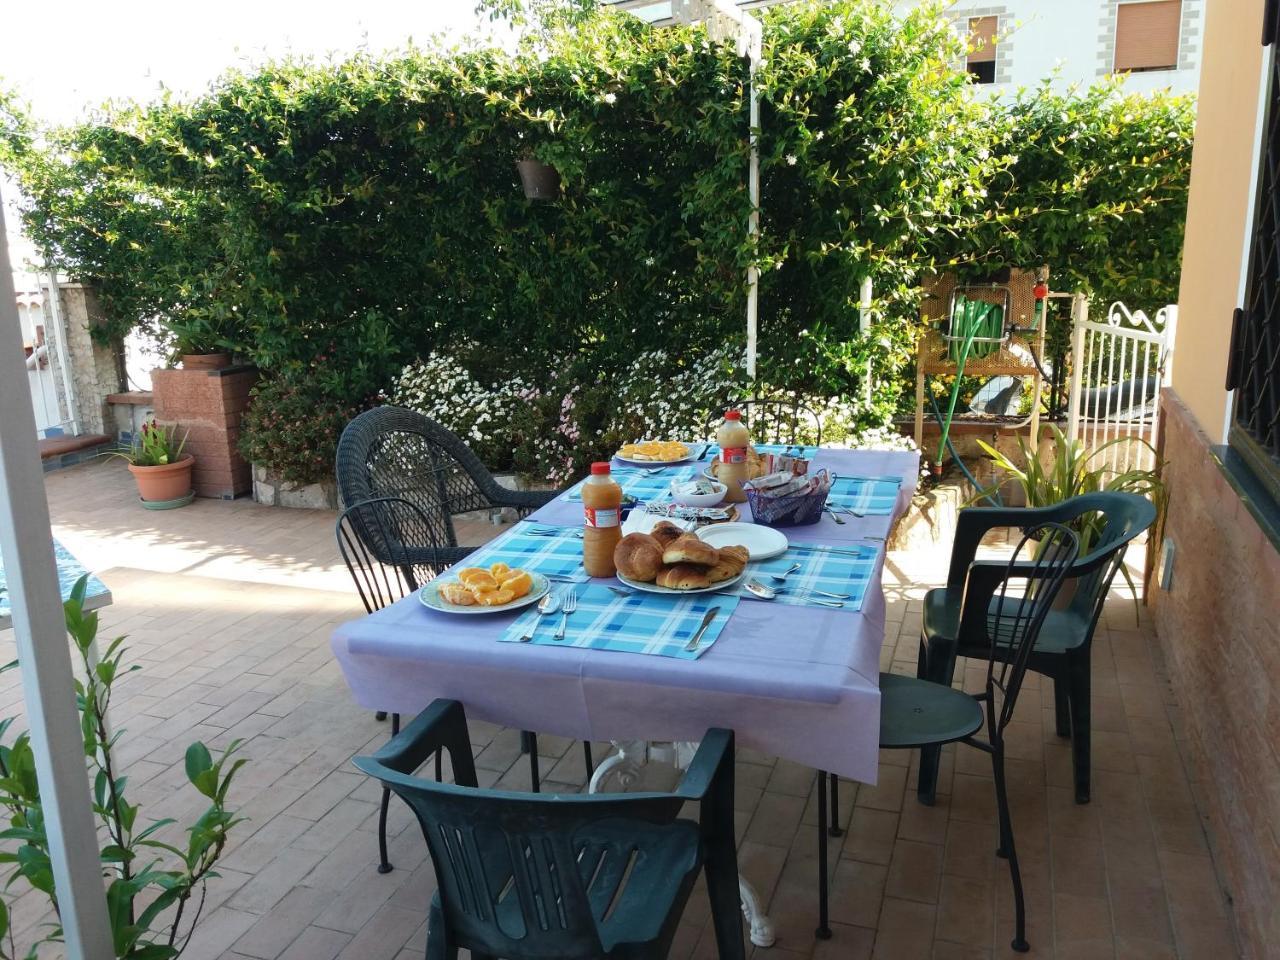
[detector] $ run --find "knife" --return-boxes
[684,606,721,652]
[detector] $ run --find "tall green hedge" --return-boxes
[0,0,1194,475]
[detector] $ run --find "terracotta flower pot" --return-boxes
[128,454,195,503]
[181,352,232,370]
[516,158,561,200]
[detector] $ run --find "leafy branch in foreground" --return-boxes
[0,575,247,959]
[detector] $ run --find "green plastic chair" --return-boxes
[915,491,1156,805]
[353,700,746,960]
[881,522,1080,953]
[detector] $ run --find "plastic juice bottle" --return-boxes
[582,461,624,577]
[716,410,752,504]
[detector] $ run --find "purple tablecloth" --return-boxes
[330,448,919,784]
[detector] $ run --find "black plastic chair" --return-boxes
[354,700,746,960]
[881,522,1080,953]
[915,491,1156,805]
[711,398,824,448]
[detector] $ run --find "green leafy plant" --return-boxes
[0,0,1194,480]
[111,420,187,468]
[239,373,363,486]
[0,576,246,958]
[973,425,1167,602]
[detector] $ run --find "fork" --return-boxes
[553,588,577,640]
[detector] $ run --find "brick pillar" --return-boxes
[151,365,257,499]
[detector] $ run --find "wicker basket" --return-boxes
[745,473,831,528]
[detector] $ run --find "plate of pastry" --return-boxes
[615,440,691,465]
[614,521,750,595]
[420,564,550,615]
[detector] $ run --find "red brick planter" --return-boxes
[151,364,258,499]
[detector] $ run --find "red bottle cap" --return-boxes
[724,410,741,420]
[590,461,611,475]
[1033,282,1049,300]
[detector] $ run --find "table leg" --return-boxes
[815,770,832,939]
[587,740,647,794]
[589,740,779,948]
[739,876,776,947]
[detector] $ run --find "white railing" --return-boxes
[1066,301,1177,476]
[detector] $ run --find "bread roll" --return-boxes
[655,563,711,590]
[649,521,685,549]
[706,544,749,583]
[614,532,664,582]
[662,533,719,567]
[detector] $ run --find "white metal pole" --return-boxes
[1066,293,1088,443]
[0,191,115,959]
[745,31,761,381]
[859,276,873,409]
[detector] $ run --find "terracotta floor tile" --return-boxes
[935,874,995,948]
[871,897,936,960]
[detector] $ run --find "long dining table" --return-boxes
[330,443,919,945]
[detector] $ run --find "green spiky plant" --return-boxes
[972,425,1167,605]
[0,576,246,959]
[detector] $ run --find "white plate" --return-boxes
[613,442,706,467]
[419,572,551,615]
[617,568,745,596]
[697,522,788,561]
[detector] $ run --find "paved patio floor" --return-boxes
[1,458,1238,959]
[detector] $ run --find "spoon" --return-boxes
[770,562,802,583]
[745,579,844,608]
[518,593,560,642]
[824,506,846,525]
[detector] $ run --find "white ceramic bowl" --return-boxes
[670,479,728,507]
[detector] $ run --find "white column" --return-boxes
[0,191,114,958]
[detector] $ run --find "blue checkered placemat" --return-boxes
[562,466,700,503]
[456,523,589,582]
[722,543,880,612]
[826,475,902,516]
[498,582,739,660]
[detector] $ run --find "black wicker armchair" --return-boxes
[335,407,560,576]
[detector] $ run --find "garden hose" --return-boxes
[936,295,1005,467]
[926,378,1003,507]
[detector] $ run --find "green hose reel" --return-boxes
[935,288,1012,465]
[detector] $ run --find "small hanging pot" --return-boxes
[516,158,561,201]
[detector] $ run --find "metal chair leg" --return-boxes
[377,712,401,874]
[993,746,1028,953]
[828,773,843,837]
[522,730,540,793]
[815,771,832,940]
[583,741,595,781]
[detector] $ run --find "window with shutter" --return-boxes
[967,16,998,84]
[1228,3,1280,503]
[1114,0,1182,73]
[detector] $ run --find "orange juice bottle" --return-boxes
[716,410,752,503]
[582,462,623,577]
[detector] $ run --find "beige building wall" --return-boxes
[1171,0,1264,439]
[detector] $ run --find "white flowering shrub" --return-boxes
[385,352,539,469]
[388,343,918,486]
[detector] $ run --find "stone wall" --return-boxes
[41,283,124,437]
[151,365,257,499]
[1149,389,1280,957]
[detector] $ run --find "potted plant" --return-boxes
[113,419,195,507]
[972,424,1168,603]
[516,153,561,200]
